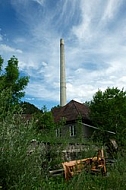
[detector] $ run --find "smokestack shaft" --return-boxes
[60,39,66,106]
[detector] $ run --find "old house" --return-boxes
[52,100,97,140]
[51,99,117,161]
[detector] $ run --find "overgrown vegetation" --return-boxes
[1,104,126,189]
[0,110,42,189]
[88,87,126,145]
[0,56,126,189]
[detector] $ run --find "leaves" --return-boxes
[0,55,29,104]
[88,87,126,143]
[34,107,55,131]
[0,55,3,72]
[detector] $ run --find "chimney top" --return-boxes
[60,38,64,45]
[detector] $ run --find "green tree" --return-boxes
[0,56,29,105]
[88,87,126,143]
[34,106,55,131]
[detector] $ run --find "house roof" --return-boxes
[52,100,90,123]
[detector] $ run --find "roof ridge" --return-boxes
[72,100,81,116]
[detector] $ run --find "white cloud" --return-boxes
[0,44,22,53]
[102,0,122,20]
[26,82,59,102]
[32,0,45,6]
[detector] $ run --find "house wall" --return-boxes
[56,122,95,140]
[83,125,95,138]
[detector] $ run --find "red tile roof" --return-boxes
[52,100,90,123]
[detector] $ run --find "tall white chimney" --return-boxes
[60,38,66,107]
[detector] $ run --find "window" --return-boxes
[56,128,61,137]
[69,125,76,137]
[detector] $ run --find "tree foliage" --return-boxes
[34,106,55,131]
[88,87,126,143]
[0,56,29,104]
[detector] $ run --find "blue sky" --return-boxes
[0,0,126,110]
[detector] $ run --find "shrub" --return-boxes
[0,108,42,189]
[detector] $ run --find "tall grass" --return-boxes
[40,151,126,190]
[0,104,126,189]
[0,109,42,189]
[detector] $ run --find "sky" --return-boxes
[0,0,126,110]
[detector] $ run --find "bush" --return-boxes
[0,109,42,189]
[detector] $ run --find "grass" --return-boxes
[0,110,126,190]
